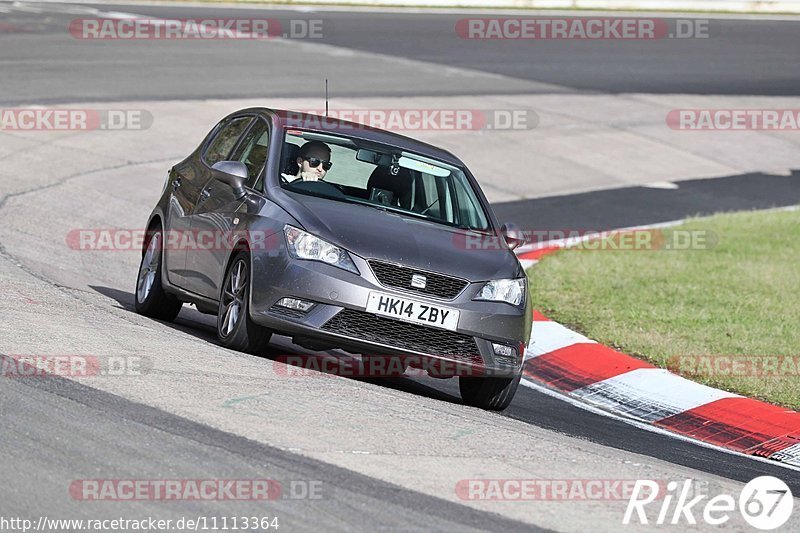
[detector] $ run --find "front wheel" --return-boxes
[217,251,272,355]
[459,373,521,411]
[135,228,182,321]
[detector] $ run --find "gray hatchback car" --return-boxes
[135,108,531,410]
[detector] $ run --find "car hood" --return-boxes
[285,193,522,282]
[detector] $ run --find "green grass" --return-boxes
[529,209,800,410]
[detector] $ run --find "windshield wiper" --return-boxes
[360,201,433,221]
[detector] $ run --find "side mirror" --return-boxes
[501,222,526,250]
[211,161,248,199]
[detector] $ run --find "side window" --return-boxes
[203,117,251,166]
[231,118,270,188]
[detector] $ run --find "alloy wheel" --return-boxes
[220,259,247,337]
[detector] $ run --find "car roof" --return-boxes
[234,107,465,167]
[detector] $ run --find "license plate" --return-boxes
[366,292,459,331]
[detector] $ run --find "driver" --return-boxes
[283,140,333,182]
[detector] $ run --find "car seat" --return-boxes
[367,166,426,211]
[282,143,301,177]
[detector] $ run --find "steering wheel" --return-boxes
[329,182,347,194]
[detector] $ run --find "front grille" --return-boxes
[321,308,482,365]
[368,260,468,300]
[268,305,307,319]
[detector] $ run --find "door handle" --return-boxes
[199,187,211,200]
[172,177,182,190]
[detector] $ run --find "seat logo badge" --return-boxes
[411,274,427,289]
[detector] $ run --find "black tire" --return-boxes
[217,251,272,355]
[135,227,182,321]
[459,373,522,411]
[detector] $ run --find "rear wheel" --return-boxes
[217,251,272,355]
[135,228,182,321]
[459,373,521,411]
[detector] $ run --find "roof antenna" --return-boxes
[325,79,329,117]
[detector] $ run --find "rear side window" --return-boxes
[230,118,270,188]
[203,117,251,166]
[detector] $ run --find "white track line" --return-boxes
[519,377,800,473]
[526,320,595,358]
[771,444,800,467]
[571,368,740,422]
[515,218,685,257]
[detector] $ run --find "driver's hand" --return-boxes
[300,171,323,182]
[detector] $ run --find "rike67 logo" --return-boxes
[624,476,793,529]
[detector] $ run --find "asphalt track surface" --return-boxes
[1,2,800,105]
[1,1,800,530]
[152,307,800,495]
[1,366,539,532]
[492,170,800,230]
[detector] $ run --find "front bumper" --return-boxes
[249,250,531,377]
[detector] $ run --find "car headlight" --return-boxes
[474,278,526,306]
[284,225,359,275]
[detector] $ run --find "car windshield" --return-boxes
[279,129,490,231]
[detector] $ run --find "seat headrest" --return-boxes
[367,166,412,195]
[282,143,301,175]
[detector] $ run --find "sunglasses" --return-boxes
[303,157,333,171]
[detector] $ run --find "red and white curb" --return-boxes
[516,248,800,469]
